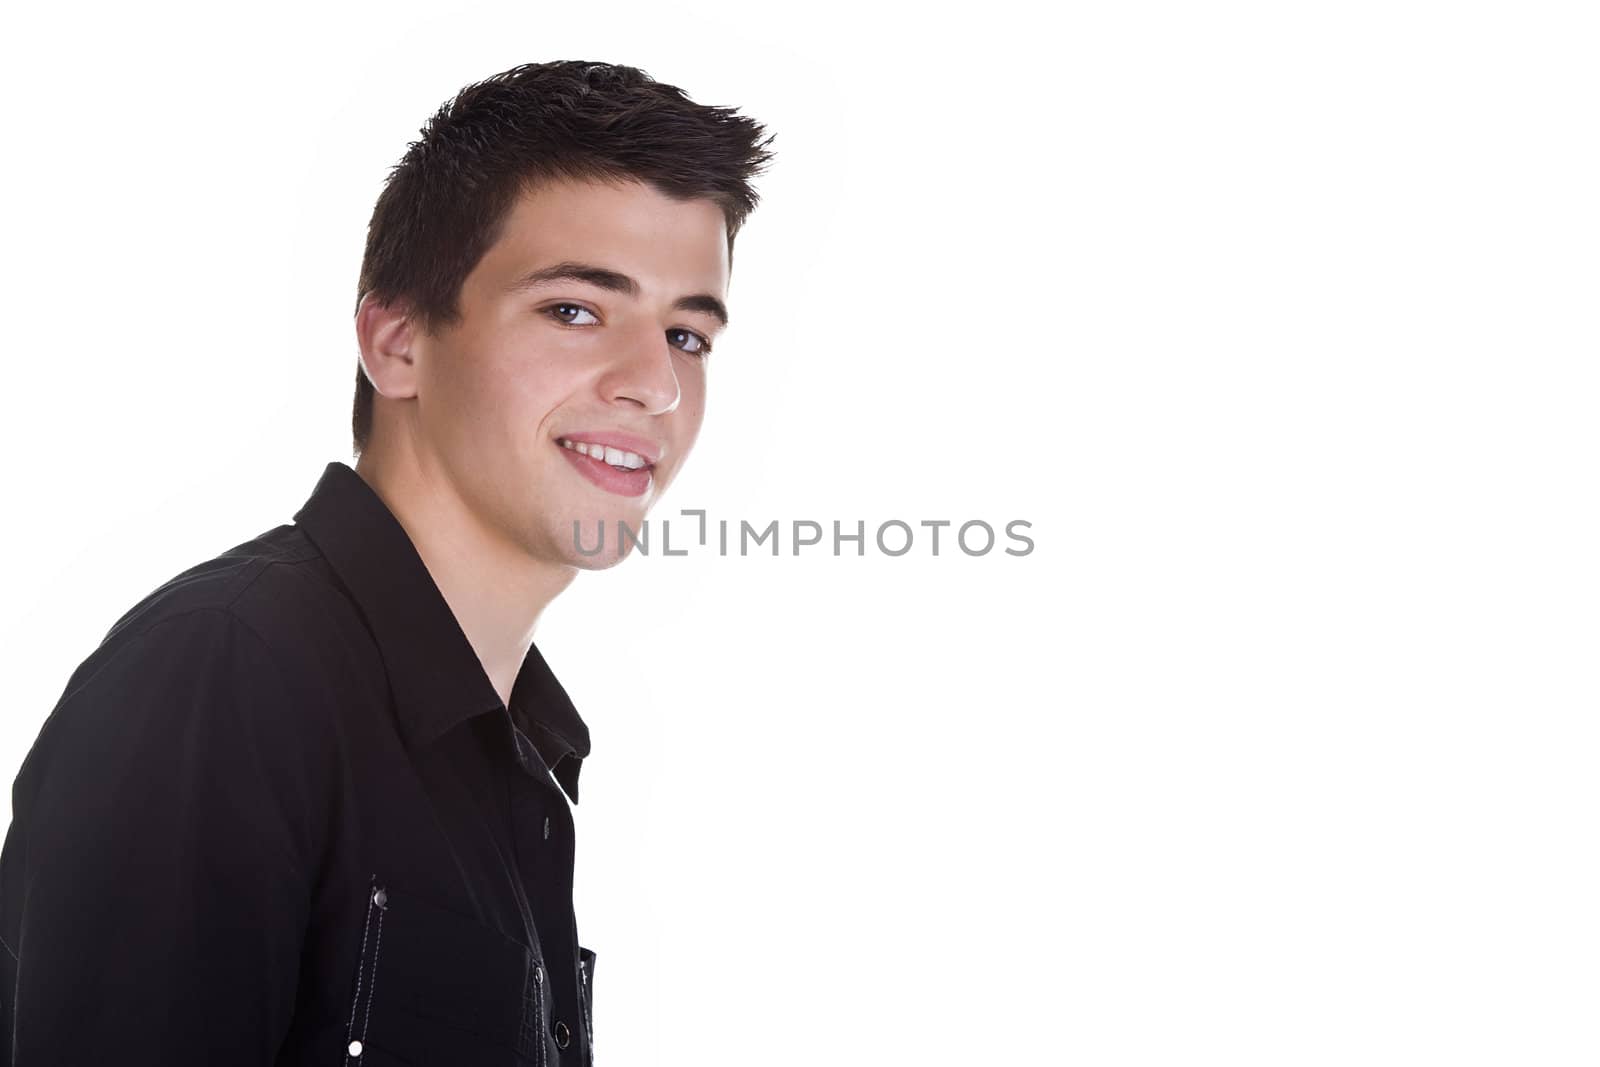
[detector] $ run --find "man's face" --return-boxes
[409,176,729,569]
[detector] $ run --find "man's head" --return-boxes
[352,61,774,569]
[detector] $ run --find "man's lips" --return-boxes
[555,438,654,499]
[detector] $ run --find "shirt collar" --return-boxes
[292,461,590,803]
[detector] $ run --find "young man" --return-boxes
[0,60,774,1065]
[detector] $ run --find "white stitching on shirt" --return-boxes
[358,898,386,1047]
[343,887,376,1063]
[532,962,546,1067]
[581,957,593,1057]
[344,882,386,1063]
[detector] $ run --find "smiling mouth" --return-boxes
[554,436,656,500]
[556,437,654,472]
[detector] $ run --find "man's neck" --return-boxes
[354,444,578,708]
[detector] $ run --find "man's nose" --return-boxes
[596,321,681,415]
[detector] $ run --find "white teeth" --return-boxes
[559,438,648,471]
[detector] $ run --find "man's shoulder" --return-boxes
[97,522,328,646]
[15,523,372,799]
[49,522,378,730]
[98,519,373,660]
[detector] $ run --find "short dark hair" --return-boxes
[351,60,777,457]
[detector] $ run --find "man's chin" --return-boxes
[569,546,636,571]
[560,510,649,568]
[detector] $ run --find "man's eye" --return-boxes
[545,304,711,358]
[544,303,599,326]
[669,328,713,358]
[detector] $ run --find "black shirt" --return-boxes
[0,460,596,1066]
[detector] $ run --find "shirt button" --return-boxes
[371,887,387,908]
[553,1020,571,1048]
[347,1039,364,1056]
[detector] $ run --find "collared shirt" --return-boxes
[0,460,596,1066]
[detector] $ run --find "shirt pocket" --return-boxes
[343,878,549,1067]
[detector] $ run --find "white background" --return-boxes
[1,1,1596,1063]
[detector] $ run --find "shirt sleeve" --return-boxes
[1,607,326,1064]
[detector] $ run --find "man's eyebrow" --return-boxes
[505,260,729,328]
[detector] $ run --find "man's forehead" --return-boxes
[505,177,727,248]
[487,177,729,292]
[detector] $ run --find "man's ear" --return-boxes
[355,293,423,401]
